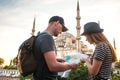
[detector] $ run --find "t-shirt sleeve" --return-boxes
[94,43,106,61]
[40,35,55,53]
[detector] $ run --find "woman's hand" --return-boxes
[81,58,89,63]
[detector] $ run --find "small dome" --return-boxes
[55,32,76,49]
[55,32,76,42]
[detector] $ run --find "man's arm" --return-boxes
[56,58,65,62]
[81,58,102,76]
[44,51,78,72]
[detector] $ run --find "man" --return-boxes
[33,16,78,80]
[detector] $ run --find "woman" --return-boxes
[81,22,117,80]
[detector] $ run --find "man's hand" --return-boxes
[69,64,78,70]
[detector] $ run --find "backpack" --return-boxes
[16,35,37,77]
[16,17,38,77]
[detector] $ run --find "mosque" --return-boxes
[54,0,93,58]
[30,0,94,58]
[30,1,94,59]
[26,0,93,58]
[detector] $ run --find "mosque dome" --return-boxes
[55,32,76,49]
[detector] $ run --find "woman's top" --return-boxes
[90,42,113,79]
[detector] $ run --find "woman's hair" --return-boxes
[87,32,117,62]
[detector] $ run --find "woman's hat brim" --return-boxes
[81,29,104,36]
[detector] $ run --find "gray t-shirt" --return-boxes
[90,42,113,79]
[33,32,57,80]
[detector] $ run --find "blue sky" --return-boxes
[0,0,120,65]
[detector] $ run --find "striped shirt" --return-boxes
[90,42,113,79]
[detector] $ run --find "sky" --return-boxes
[0,0,120,65]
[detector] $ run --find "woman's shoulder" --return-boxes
[98,42,107,45]
[96,42,108,48]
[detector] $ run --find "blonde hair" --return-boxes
[86,32,117,62]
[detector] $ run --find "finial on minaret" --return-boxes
[77,0,79,10]
[31,17,36,36]
[98,20,100,26]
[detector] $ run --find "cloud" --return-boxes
[0,0,19,8]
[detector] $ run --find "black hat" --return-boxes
[49,16,68,32]
[81,22,104,35]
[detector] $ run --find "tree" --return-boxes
[3,57,17,70]
[112,73,120,80]
[9,59,12,66]
[9,57,17,66]
[0,57,4,65]
[13,57,17,65]
[67,62,90,80]
[115,62,120,69]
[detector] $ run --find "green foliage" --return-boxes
[67,62,90,80]
[13,57,17,65]
[19,74,32,80]
[112,73,120,80]
[115,62,120,69]
[3,65,17,69]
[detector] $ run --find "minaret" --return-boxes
[31,17,36,36]
[113,38,116,50]
[76,0,81,53]
[98,20,100,25]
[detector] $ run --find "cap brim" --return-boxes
[62,25,68,32]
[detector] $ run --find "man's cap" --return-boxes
[81,22,104,35]
[49,16,68,32]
